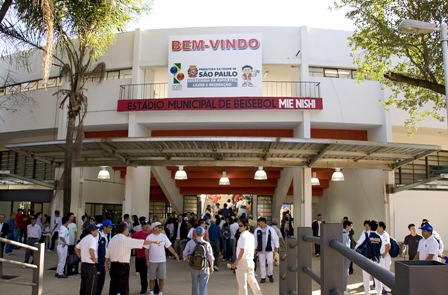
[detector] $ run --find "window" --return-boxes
[338,69,351,79]
[0,87,5,96]
[7,85,21,94]
[22,81,38,91]
[107,71,120,80]
[120,69,132,79]
[309,67,324,77]
[323,68,339,78]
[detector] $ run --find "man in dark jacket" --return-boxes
[173,215,188,259]
[0,213,10,257]
[311,214,325,256]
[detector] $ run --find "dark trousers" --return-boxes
[80,263,98,295]
[314,236,321,255]
[109,262,130,295]
[210,240,220,267]
[49,231,58,250]
[96,264,106,295]
[25,237,39,263]
[135,257,148,291]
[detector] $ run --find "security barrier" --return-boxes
[0,237,44,295]
[278,223,448,295]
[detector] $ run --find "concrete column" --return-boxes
[292,167,302,227]
[124,166,151,218]
[302,167,312,227]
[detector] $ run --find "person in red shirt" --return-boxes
[131,220,153,294]
[15,209,30,243]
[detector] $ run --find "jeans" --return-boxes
[5,232,15,254]
[210,240,219,267]
[190,266,210,295]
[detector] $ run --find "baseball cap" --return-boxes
[151,221,162,230]
[419,223,433,232]
[141,220,149,226]
[87,224,98,232]
[196,226,205,235]
[30,215,37,220]
[102,219,114,227]
[184,217,189,221]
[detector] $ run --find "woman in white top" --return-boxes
[231,218,262,295]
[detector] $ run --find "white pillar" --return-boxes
[293,167,302,227]
[124,166,151,219]
[302,167,312,227]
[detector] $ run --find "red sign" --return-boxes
[117,97,323,112]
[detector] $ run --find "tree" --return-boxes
[332,0,448,133]
[0,0,151,215]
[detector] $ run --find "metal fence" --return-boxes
[0,237,44,295]
[119,81,321,100]
[279,223,448,295]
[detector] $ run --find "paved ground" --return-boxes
[0,247,387,295]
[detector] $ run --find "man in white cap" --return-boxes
[183,226,215,295]
[145,221,180,295]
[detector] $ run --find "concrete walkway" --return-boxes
[0,247,384,294]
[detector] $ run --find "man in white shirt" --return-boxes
[24,215,42,266]
[75,224,99,295]
[49,210,61,251]
[415,223,440,261]
[254,217,279,283]
[145,221,180,295]
[377,221,392,294]
[105,222,159,295]
[56,215,71,278]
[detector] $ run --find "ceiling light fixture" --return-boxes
[174,165,188,180]
[98,166,110,180]
[311,172,320,186]
[254,166,267,180]
[219,171,230,185]
[331,168,344,181]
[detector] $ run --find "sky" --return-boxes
[131,0,355,31]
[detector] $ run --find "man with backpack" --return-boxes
[183,226,215,295]
[354,220,382,295]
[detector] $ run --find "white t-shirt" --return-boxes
[417,235,440,261]
[76,234,98,264]
[380,231,391,257]
[54,216,62,232]
[236,230,255,261]
[144,233,172,263]
[230,222,239,238]
[58,225,70,245]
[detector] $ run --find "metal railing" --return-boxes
[119,81,321,100]
[0,237,44,295]
[279,224,448,295]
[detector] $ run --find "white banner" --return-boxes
[168,34,262,98]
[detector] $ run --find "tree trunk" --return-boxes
[63,111,76,216]
[0,0,13,24]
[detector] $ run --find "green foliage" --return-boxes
[332,0,448,133]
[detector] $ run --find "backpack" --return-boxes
[355,232,372,259]
[389,237,400,258]
[188,239,207,271]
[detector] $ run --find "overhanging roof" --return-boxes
[5,137,440,170]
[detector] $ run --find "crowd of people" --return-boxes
[1,206,445,295]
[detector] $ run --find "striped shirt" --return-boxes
[105,233,145,263]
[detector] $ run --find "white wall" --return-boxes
[313,169,387,237]
[392,190,448,247]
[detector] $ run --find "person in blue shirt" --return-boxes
[208,218,222,271]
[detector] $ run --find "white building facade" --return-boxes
[0,26,447,244]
